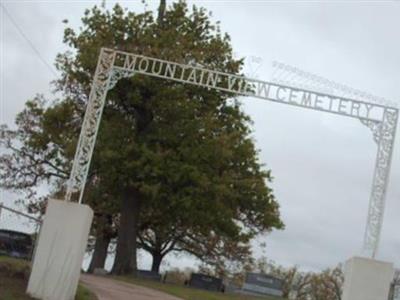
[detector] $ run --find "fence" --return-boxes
[0,203,42,261]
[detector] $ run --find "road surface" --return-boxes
[80,274,183,300]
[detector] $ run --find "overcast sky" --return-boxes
[1,0,399,273]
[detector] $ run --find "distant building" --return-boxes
[240,272,283,297]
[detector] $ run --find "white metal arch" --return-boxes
[66,48,398,259]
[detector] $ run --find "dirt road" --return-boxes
[80,274,183,300]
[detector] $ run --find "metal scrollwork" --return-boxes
[362,108,398,258]
[66,48,116,203]
[107,68,135,91]
[66,48,399,259]
[360,119,382,144]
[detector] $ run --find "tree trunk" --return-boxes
[158,0,166,25]
[151,251,164,273]
[87,231,110,273]
[111,187,141,275]
[87,214,113,273]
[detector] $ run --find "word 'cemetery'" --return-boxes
[115,52,384,122]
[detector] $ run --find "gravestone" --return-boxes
[189,273,223,292]
[241,272,283,297]
[136,269,161,281]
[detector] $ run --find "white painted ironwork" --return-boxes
[66,48,398,259]
[65,48,116,203]
[362,108,398,257]
[271,60,399,108]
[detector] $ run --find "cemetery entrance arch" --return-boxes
[65,48,398,259]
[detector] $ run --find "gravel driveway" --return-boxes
[80,274,183,300]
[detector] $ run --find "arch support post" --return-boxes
[65,48,116,203]
[361,108,398,258]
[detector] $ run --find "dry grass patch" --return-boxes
[0,256,97,300]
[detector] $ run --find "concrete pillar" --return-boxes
[27,199,93,300]
[342,256,394,300]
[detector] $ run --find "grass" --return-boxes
[0,256,97,300]
[76,284,97,300]
[0,255,280,300]
[116,276,282,300]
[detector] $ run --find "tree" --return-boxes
[310,266,343,300]
[58,0,283,275]
[252,257,343,300]
[138,216,254,273]
[85,184,118,273]
[0,97,73,200]
[1,0,283,276]
[0,96,120,272]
